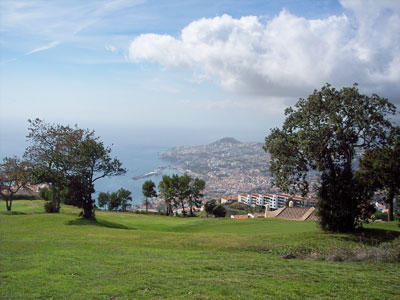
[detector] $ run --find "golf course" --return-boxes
[1,200,399,300]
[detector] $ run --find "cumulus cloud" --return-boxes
[129,0,400,101]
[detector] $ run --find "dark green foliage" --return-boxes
[39,187,52,201]
[229,201,248,210]
[97,192,110,209]
[0,156,31,211]
[44,200,58,213]
[7,194,39,200]
[24,119,126,219]
[188,178,205,216]
[204,200,217,216]
[356,127,400,221]
[213,204,227,218]
[264,83,397,232]
[97,189,132,211]
[142,180,157,211]
[158,174,205,216]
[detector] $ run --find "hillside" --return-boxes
[1,201,399,300]
[210,137,241,145]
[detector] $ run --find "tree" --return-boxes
[176,174,191,216]
[0,157,31,211]
[142,180,157,211]
[204,200,217,217]
[356,127,400,221]
[264,83,396,232]
[115,188,132,211]
[188,178,205,216]
[24,119,126,219]
[158,175,176,215]
[24,118,86,213]
[97,192,110,209]
[213,204,226,218]
[97,189,132,211]
[68,135,126,219]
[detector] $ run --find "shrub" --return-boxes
[229,201,248,210]
[213,204,227,218]
[373,211,389,221]
[44,201,59,213]
[39,187,52,201]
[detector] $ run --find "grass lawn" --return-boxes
[1,200,399,300]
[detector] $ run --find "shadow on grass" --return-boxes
[0,211,27,215]
[338,228,400,245]
[66,218,133,230]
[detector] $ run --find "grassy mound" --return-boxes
[1,200,399,300]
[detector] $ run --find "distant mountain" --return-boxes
[210,137,241,145]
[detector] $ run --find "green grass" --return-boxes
[1,200,399,300]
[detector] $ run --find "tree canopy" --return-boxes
[264,83,397,232]
[142,180,157,212]
[0,156,31,211]
[356,127,400,221]
[24,118,126,219]
[158,174,205,216]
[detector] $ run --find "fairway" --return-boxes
[1,201,399,300]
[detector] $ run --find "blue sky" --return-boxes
[1,0,399,155]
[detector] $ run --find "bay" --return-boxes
[94,145,180,205]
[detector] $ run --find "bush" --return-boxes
[229,201,248,210]
[39,187,52,201]
[44,201,59,213]
[373,211,388,221]
[213,204,227,218]
[4,194,40,200]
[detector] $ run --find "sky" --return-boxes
[1,0,400,156]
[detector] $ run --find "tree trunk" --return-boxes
[145,198,148,212]
[51,184,59,213]
[189,203,193,217]
[6,198,11,211]
[181,199,186,216]
[387,188,395,222]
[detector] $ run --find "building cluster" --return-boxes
[221,193,318,210]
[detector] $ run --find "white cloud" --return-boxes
[105,45,117,53]
[26,41,59,55]
[129,1,400,101]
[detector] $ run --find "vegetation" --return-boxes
[264,83,397,232]
[142,180,157,211]
[356,127,400,221]
[213,204,227,217]
[0,156,31,211]
[158,174,205,216]
[24,118,126,219]
[1,200,399,299]
[97,188,132,211]
[204,199,217,217]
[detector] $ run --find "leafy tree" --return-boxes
[176,174,191,216]
[187,178,205,216]
[158,175,178,215]
[24,118,86,213]
[96,189,132,211]
[356,127,400,221]
[204,200,217,217]
[39,187,52,201]
[69,136,126,218]
[213,204,227,218]
[114,188,132,211]
[142,180,157,211]
[0,157,31,211]
[24,119,126,219]
[264,83,396,232]
[97,192,110,209]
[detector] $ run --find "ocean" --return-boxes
[93,145,180,205]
